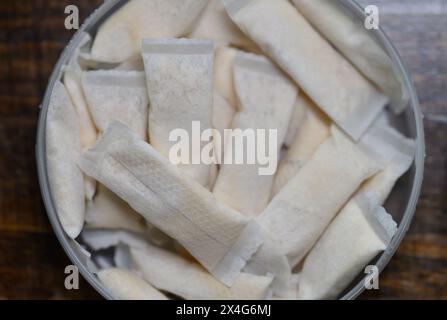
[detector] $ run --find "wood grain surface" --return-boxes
[0,0,445,299]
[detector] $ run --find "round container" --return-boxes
[36,0,425,300]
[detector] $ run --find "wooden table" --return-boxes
[0,0,445,299]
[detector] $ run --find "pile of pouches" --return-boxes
[46,0,415,300]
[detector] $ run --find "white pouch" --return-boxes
[46,81,85,239]
[131,244,273,300]
[64,70,97,201]
[189,0,259,52]
[206,91,235,191]
[82,70,149,140]
[98,268,168,300]
[142,38,214,186]
[79,122,265,285]
[63,33,97,149]
[214,46,239,108]
[272,99,330,196]
[213,52,297,217]
[63,33,98,200]
[291,0,408,114]
[297,193,397,299]
[91,0,208,63]
[297,123,414,300]
[223,0,388,140]
[283,96,308,148]
[85,184,146,234]
[259,126,380,266]
[358,122,416,204]
[213,91,236,160]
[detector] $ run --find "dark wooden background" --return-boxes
[0,0,445,299]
